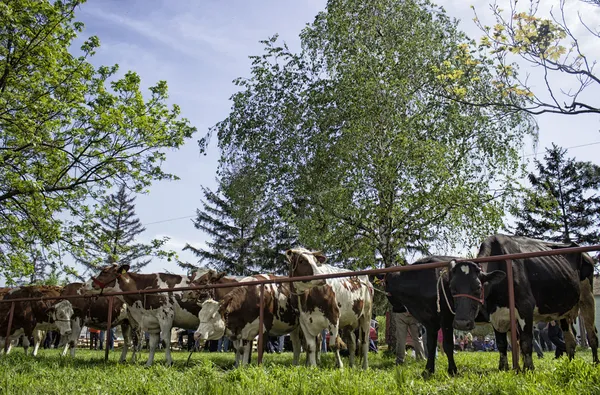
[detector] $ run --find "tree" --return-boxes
[185,166,274,276]
[71,184,174,275]
[465,0,600,115]
[0,0,200,282]
[211,0,535,270]
[510,144,600,244]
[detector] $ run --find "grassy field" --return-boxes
[2,347,600,394]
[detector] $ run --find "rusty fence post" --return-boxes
[505,259,520,370]
[104,296,114,362]
[4,301,15,353]
[257,283,265,365]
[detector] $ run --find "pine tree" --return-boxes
[510,144,600,244]
[185,186,259,276]
[185,164,291,276]
[72,184,173,273]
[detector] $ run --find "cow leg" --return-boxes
[131,327,142,363]
[120,323,131,363]
[520,318,535,371]
[423,324,439,377]
[290,328,301,366]
[145,332,160,367]
[361,316,370,370]
[582,311,599,364]
[441,325,457,376]
[242,340,252,365]
[329,325,344,369]
[159,316,174,366]
[578,279,599,363]
[560,319,576,360]
[495,329,510,371]
[231,339,242,367]
[344,329,356,368]
[22,335,30,356]
[315,334,321,365]
[32,330,44,357]
[63,318,82,358]
[298,318,318,367]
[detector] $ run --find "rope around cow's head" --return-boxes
[436,269,485,315]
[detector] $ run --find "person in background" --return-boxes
[99,330,105,350]
[217,336,230,352]
[321,329,328,353]
[548,320,567,359]
[369,315,378,352]
[89,328,100,350]
[392,302,425,365]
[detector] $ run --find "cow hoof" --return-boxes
[421,370,433,379]
[448,368,458,377]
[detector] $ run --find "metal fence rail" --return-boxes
[2,243,600,368]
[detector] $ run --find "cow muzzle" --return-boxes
[453,319,475,331]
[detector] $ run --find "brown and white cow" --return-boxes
[84,264,202,366]
[0,286,74,356]
[193,274,302,366]
[182,269,243,304]
[286,248,373,369]
[58,283,142,361]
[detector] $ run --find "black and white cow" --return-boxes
[383,256,503,376]
[450,234,598,371]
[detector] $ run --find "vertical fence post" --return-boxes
[505,258,520,370]
[104,296,114,362]
[257,283,265,365]
[4,301,15,353]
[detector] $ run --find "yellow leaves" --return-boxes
[480,36,491,48]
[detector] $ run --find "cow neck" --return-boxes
[213,277,239,301]
[115,272,152,306]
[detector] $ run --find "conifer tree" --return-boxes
[511,144,600,244]
[72,184,173,273]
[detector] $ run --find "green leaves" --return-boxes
[0,0,198,281]
[211,0,534,269]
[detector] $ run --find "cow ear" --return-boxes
[118,265,130,274]
[215,272,227,281]
[481,270,505,287]
[448,259,457,271]
[312,251,327,264]
[285,250,294,260]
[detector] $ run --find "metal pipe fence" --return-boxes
[2,243,600,368]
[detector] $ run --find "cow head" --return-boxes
[285,248,327,291]
[84,264,130,293]
[447,260,505,330]
[182,270,227,304]
[47,300,74,335]
[193,299,226,343]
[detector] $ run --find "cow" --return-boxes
[382,255,502,376]
[0,286,74,356]
[450,234,598,371]
[193,274,302,366]
[286,248,373,369]
[58,283,142,361]
[83,264,202,366]
[182,269,244,304]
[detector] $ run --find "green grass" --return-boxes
[2,348,600,394]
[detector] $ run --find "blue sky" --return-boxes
[67,0,600,275]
